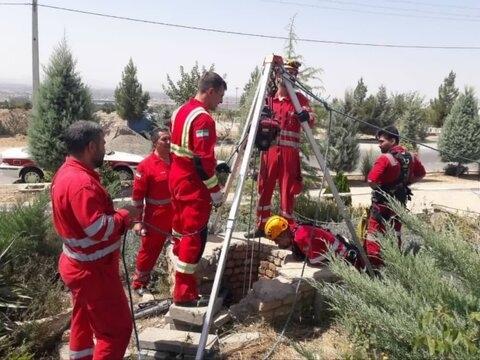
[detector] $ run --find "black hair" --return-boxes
[376,125,400,145]
[198,71,227,93]
[63,120,103,154]
[150,126,170,144]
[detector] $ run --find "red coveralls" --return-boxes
[256,92,315,229]
[364,145,426,267]
[291,224,358,266]
[131,152,172,289]
[51,157,132,360]
[169,98,220,303]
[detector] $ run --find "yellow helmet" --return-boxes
[264,215,289,240]
[284,59,301,71]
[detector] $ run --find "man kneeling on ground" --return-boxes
[263,215,361,267]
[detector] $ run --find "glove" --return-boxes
[210,191,224,207]
[215,162,231,174]
[296,109,310,123]
[261,106,273,118]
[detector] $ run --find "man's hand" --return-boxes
[133,222,147,236]
[215,162,231,174]
[296,110,310,123]
[210,191,224,207]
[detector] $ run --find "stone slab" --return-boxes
[138,328,218,355]
[220,332,260,353]
[168,296,223,326]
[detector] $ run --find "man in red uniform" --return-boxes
[169,72,227,306]
[246,59,315,238]
[131,126,172,295]
[264,215,361,267]
[364,126,426,267]
[51,120,140,360]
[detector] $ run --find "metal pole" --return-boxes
[281,73,374,276]
[196,58,275,360]
[32,0,40,103]
[209,76,263,234]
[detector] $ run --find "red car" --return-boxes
[0,147,144,183]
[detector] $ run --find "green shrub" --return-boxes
[99,164,122,198]
[324,172,352,206]
[315,197,480,359]
[360,150,374,181]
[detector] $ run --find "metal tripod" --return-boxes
[196,55,373,359]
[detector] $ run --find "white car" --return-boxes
[0,147,144,183]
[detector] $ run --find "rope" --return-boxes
[263,108,334,359]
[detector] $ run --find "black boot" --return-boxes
[244,228,265,239]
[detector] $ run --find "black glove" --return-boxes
[297,109,310,123]
[215,162,231,174]
[261,106,273,118]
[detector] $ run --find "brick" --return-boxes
[168,297,223,326]
[268,262,277,271]
[138,328,218,355]
[274,258,282,266]
[265,269,275,278]
[267,255,275,262]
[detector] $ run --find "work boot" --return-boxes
[244,228,265,239]
[174,295,210,308]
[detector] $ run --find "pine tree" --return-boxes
[114,58,150,121]
[239,66,260,108]
[324,100,360,173]
[429,71,459,127]
[399,94,428,149]
[28,39,93,172]
[439,87,480,165]
[371,85,394,129]
[163,62,215,106]
[283,15,323,91]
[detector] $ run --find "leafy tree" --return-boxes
[28,39,93,172]
[429,71,459,127]
[324,100,360,173]
[114,58,150,121]
[371,85,395,129]
[163,62,215,106]
[439,87,480,165]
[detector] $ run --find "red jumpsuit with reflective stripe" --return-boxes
[131,152,172,289]
[169,98,220,303]
[51,157,132,360]
[257,92,314,228]
[291,224,356,266]
[365,145,426,267]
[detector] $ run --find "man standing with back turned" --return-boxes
[364,125,426,267]
[169,72,227,306]
[51,120,140,359]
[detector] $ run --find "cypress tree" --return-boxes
[115,58,150,121]
[430,71,459,127]
[439,87,480,165]
[28,39,93,172]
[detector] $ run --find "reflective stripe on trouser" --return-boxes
[256,146,302,229]
[133,208,172,289]
[363,203,402,268]
[59,253,132,360]
[170,187,211,303]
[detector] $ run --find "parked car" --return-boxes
[0,147,144,183]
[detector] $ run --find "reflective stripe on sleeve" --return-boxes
[83,215,108,237]
[62,241,121,262]
[203,175,219,189]
[171,143,194,158]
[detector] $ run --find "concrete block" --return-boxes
[168,296,223,326]
[220,332,260,353]
[138,328,218,355]
[139,349,170,359]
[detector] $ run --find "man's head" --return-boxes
[376,125,399,154]
[277,59,301,88]
[197,71,227,111]
[63,120,105,168]
[264,215,293,249]
[150,126,170,154]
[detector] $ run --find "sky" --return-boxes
[1,0,479,100]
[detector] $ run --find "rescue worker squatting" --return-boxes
[364,125,426,268]
[51,121,140,360]
[169,71,228,306]
[131,126,173,295]
[246,59,316,238]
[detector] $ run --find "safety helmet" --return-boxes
[264,215,289,240]
[284,59,301,72]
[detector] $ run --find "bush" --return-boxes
[99,164,122,198]
[315,198,480,359]
[294,192,342,224]
[324,172,352,206]
[444,163,468,176]
[0,109,30,136]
